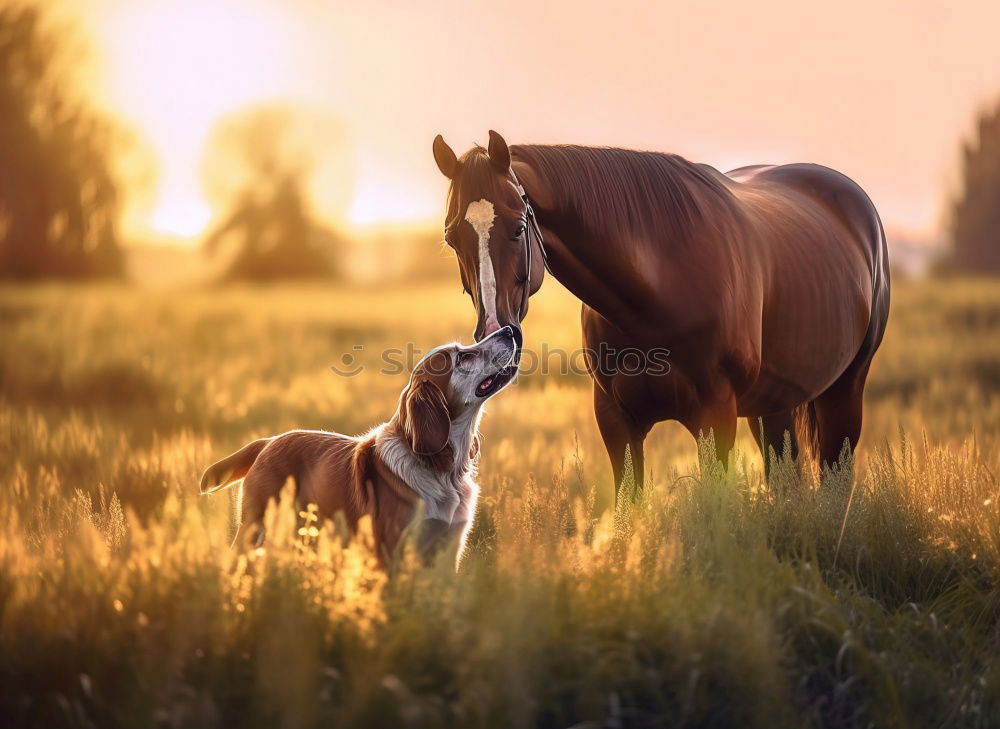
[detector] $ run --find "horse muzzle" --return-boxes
[476,321,523,352]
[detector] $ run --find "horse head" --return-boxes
[433,130,546,348]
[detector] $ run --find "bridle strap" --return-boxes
[510,166,552,319]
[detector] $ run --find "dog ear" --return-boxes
[487,130,510,174]
[433,135,459,179]
[403,380,451,456]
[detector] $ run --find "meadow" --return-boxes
[0,276,998,728]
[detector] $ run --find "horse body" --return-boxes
[433,133,889,492]
[725,163,880,412]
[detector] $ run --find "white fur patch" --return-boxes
[374,411,480,527]
[465,199,499,332]
[465,198,495,235]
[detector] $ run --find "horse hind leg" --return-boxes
[809,361,871,480]
[748,411,800,480]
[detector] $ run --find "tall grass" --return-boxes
[0,279,998,728]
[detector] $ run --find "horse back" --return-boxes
[751,163,889,356]
[726,163,890,409]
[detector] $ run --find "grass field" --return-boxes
[1,277,998,728]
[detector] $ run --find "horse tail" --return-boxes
[199,438,272,494]
[793,401,822,466]
[855,211,891,368]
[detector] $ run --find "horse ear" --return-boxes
[433,135,459,179]
[403,380,451,456]
[487,130,511,173]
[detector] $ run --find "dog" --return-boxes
[199,326,518,565]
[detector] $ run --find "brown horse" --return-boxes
[433,131,889,493]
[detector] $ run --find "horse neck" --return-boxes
[512,147,744,334]
[511,156,659,331]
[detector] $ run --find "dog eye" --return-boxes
[456,351,475,366]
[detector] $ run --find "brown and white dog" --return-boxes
[199,327,518,565]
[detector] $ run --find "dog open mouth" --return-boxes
[475,363,517,398]
[475,345,519,398]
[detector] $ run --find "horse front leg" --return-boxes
[593,383,647,500]
[686,390,738,469]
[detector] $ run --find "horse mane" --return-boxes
[510,144,737,244]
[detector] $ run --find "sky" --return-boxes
[64,0,1000,241]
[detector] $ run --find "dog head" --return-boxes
[396,326,518,460]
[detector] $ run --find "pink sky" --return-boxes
[71,0,1000,239]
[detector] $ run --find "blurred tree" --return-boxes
[200,105,348,281]
[943,100,1000,274]
[0,3,123,279]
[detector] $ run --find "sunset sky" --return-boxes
[63,0,1000,242]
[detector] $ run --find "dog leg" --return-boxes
[416,518,453,564]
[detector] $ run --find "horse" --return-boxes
[432,130,890,494]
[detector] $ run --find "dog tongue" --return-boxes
[479,376,494,392]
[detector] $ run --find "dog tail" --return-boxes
[199,438,272,494]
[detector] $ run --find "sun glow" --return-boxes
[67,0,1000,244]
[147,194,213,239]
[88,0,314,240]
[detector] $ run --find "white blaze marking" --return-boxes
[465,199,499,332]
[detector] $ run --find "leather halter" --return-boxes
[509,166,552,320]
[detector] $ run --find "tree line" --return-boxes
[0,3,343,282]
[0,1,998,281]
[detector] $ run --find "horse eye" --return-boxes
[512,223,526,239]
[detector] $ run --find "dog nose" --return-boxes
[507,325,523,350]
